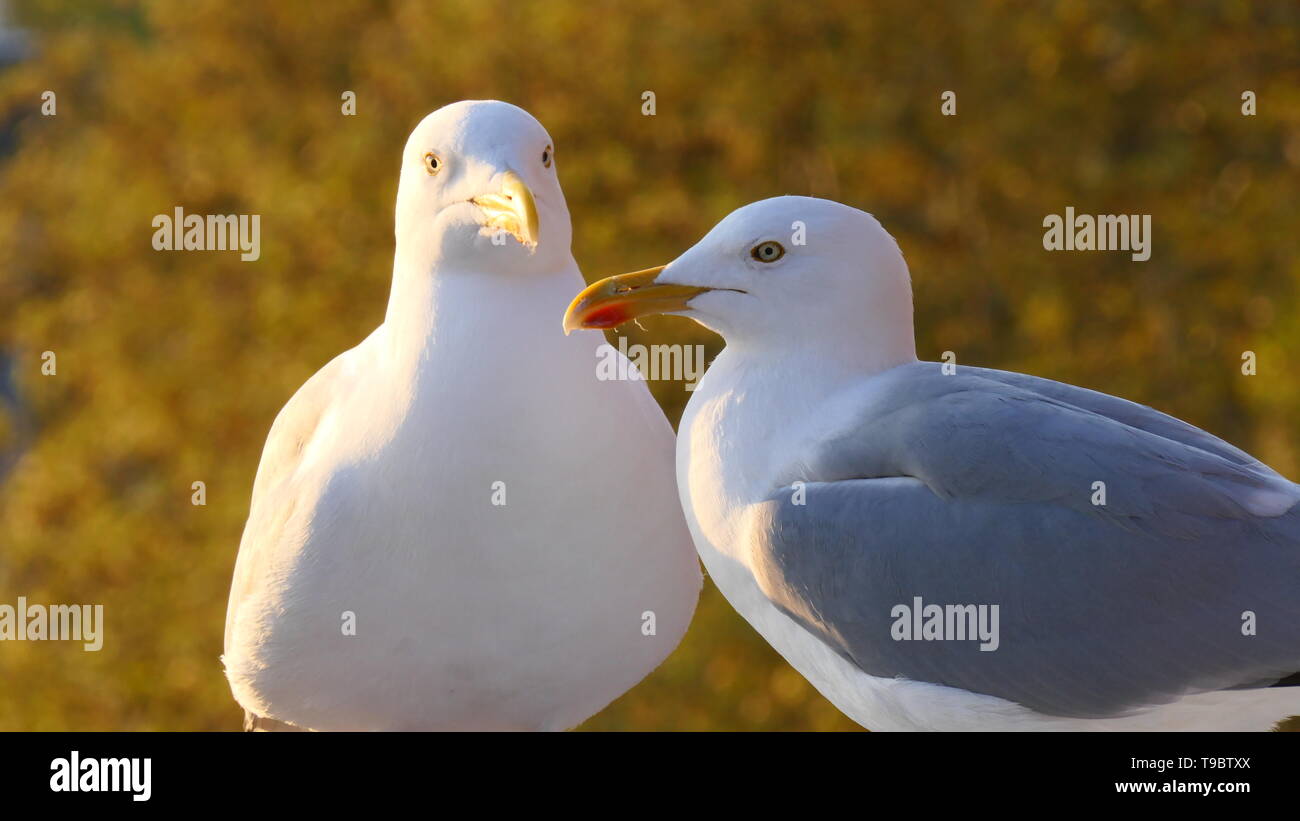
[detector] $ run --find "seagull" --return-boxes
[563,195,1300,731]
[224,101,700,731]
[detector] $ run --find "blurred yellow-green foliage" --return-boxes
[0,0,1298,730]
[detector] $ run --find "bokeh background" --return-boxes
[0,0,1297,730]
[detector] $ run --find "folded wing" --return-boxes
[748,364,1300,717]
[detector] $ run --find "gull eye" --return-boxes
[542,145,553,168]
[750,240,785,263]
[424,152,442,176]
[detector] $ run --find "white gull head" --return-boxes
[395,100,572,276]
[565,196,917,373]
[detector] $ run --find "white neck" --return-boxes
[381,246,583,385]
[681,326,917,532]
[727,323,916,379]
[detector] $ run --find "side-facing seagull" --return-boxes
[224,101,700,731]
[564,195,1300,731]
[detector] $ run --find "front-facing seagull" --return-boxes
[564,195,1300,731]
[224,101,700,731]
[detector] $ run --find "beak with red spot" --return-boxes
[562,265,711,334]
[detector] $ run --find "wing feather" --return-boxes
[747,363,1300,717]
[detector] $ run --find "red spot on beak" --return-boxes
[585,304,631,329]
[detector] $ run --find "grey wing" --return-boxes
[807,365,1300,537]
[750,366,1300,717]
[958,364,1264,468]
[750,478,1300,718]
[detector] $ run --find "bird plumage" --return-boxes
[224,101,700,731]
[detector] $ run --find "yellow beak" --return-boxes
[471,170,539,248]
[562,265,711,335]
